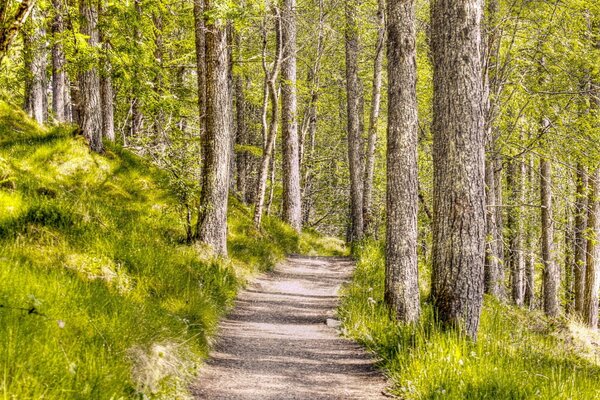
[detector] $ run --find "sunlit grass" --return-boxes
[0,101,345,399]
[339,240,600,399]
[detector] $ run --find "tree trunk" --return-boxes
[196,0,233,256]
[507,158,525,306]
[540,157,559,317]
[363,0,385,235]
[193,0,206,139]
[431,0,486,340]
[344,0,364,242]
[23,8,47,126]
[51,0,67,123]
[584,169,600,328]
[98,0,114,141]
[574,164,588,316]
[384,0,419,324]
[234,74,248,201]
[300,0,325,226]
[524,153,536,307]
[253,13,282,229]
[280,0,302,232]
[484,157,503,298]
[79,0,102,152]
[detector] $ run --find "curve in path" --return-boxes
[192,256,389,400]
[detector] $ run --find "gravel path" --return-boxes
[191,256,389,400]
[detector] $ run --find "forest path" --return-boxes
[191,256,389,400]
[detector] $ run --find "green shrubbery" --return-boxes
[339,240,600,399]
[0,102,345,399]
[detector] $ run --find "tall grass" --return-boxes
[339,240,600,399]
[0,102,346,399]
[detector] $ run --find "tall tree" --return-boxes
[253,12,282,229]
[51,0,68,122]
[363,0,385,235]
[430,0,486,339]
[384,0,419,323]
[196,0,233,256]
[280,0,302,232]
[23,7,47,125]
[540,155,559,317]
[574,164,588,316]
[507,157,525,306]
[344,0,364,242]
[585,169,600,328]
[98,0,114,141]
[79,0,102,152]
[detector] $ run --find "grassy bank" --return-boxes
[0,102,345,399]
[339,240,600,399]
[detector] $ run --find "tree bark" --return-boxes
[384,0,419,324]
[584,169,600,328]
[193,0,206,139]
[299,0,325,226]
[196,1,233,256]
[344,0,364,242]
[574,164,588,316]
[280,0,302,232]
[363,0,385,235]
[51,0,68,123]
[234,74,248,201]
[524,153,536,307]
[431,0,486,340]
[23,7,47,126]
[507,158,525,306]
[79,0,102,152]
[484,157,503,298]
[540,157,559,317]
[98,0,114,141]
[253,12,282,229]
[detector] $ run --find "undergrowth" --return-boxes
[0,102,346,399]
[339,240,600,399]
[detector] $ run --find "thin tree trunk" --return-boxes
[234,74,248,200]
[344,0,364,242]
[540,156,559,317]
[507,158,525,306]
[484,157,503,298]
[363,0,385,235]
[280,0,302,231]
[254,12,282,229]
[524,153,536,307]
[431,0,486,340]
[98,0,114,141]
[196,1,233,256]
[384,0,419,324]
[23,7,47,125]
[584,169,600,328]
[574,164,588,316]
[79,0,102,152]
[300,0,325,226]
[51,0,67,123]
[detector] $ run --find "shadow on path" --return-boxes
[191,256,389,400]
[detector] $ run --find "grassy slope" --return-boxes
[339,241,600,399]
[0,102,346,399]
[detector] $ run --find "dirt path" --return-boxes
[191,256,389,400]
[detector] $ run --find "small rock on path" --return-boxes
[191,256,389,400]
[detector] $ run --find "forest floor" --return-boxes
[191,256,389,400]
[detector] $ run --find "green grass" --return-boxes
[339,240,600,399]
[0,102,346,399]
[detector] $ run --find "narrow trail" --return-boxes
[192,256,389,400]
